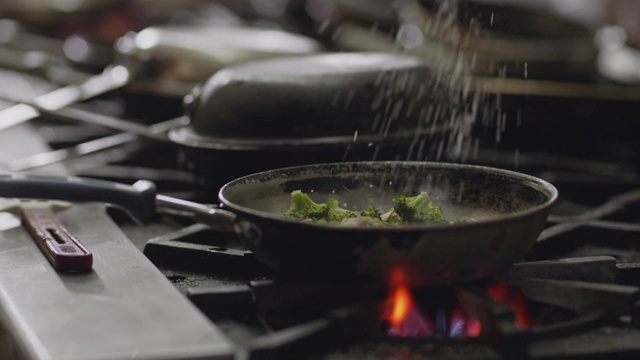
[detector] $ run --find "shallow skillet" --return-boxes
[0,161,557,287]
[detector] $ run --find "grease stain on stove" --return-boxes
[166,274,188,283]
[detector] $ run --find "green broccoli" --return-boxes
[359,205,382,220]
[283,190,446,225]
[392,191,445,223]
[283,190,356,222]
[323,198,358,222]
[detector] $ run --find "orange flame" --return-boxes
[466,317,482,337]
[387,286,412,324]
[384,284,434,336]
[383,267,483,337]
[384,268,434,336]
[486,282,533,329]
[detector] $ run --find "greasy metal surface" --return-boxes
[0,203,235,360]
[0,124,235,360]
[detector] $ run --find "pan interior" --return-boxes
[219,162,556,226]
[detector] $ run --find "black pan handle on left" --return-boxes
[0,173,158,224]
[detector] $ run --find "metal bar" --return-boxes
[504,256,618,284]
[0,65,130,132]
[33,105,170,143]
[518,278,640,317]
[9,116,189,171]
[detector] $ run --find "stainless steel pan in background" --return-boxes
[0,161,557,287]
[9,52,455,192]
[0,21,324,132]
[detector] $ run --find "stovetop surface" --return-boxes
[2,84,640,360]
[0,123,236,360]
[1,1,640,359]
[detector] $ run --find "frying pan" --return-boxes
[169,52,453,189]
[0,23,323,132]
[118,23,324,99]
[0,161,557,287]
[10,52,453,191]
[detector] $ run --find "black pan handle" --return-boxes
[0,173,240,233]
[0,173,157,224]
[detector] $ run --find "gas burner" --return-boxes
[142,208,640,359]
[134,173,640,359]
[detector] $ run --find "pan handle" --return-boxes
[154,194,237,233]
[0,173,240,233]
[0,173,157,224]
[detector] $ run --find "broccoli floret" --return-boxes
[359,205,382,220]
[392,191,444,223]
[283,190,326,220]
[323,198,358,222]
[284,190,446,225]
[283,190,356,222]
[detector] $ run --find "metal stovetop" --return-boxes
[0,123,235,360]
[2,1,640,359]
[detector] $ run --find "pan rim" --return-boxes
[218,160,558,231]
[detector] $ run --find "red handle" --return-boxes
[20,207,93,272]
